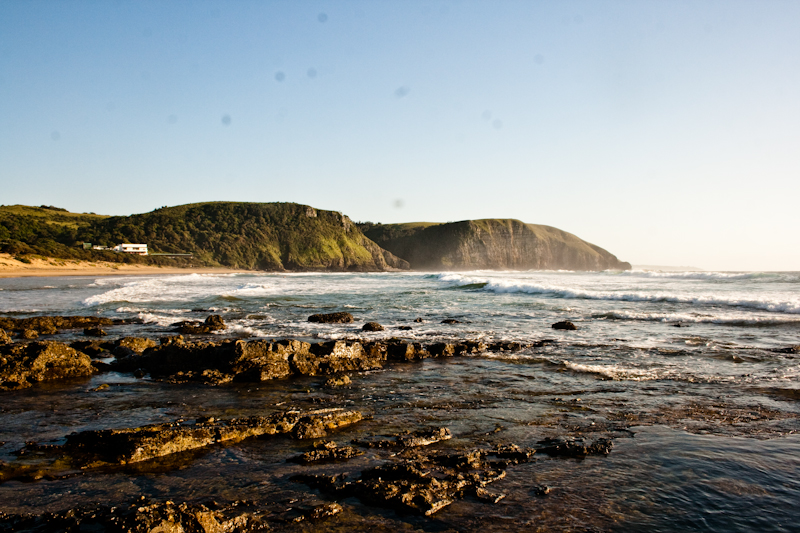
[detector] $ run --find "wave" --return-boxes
[595,310,800,326]
[434,273,800,314]
[621,270,789,281]
[560,361,660,381]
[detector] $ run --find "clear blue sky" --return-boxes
[1,1,798,271]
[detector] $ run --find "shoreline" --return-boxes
[0,253,250,278]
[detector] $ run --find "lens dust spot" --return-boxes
[393,199,404,209]
[275,71,285,82]
[492,119,503,130]
[534,54,544,65]
[307,68,317,78]
[221,115,231,126]
[394,86,410,98]
[318,13,328,23]
[167,114,177,124]
[50,131,60,141]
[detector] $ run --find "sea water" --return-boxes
[1,270,799,531]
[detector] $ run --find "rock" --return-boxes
[441,319,460,324]
[325,374,351,387]
[534,485,551,496]
[117,336,157,353]
[291,340,382,376]
[427,343,455,357]
[0,315,112,334]
[84,327,107,337]
[489,341,523,352]
[551,321,577,331]
[70,339,114,357]
[19,329,39,340]
[4,408,364,474]
[294,456,506,516]
[90,383,110,392]
[773,345,800,354]
[362,322,384,332]
[536,436,613,457]
[0,500,268,533]
[175,315,227,335]
[308,312,354,324]
[414,318,424,323]
[289,443,364,464]
[475,487,505,503]
[354,427,452,449]
[0,329,11,344]
[385,340,428,361]
[0,341,95,390]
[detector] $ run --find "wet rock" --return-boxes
[325,374,351,387]
[533,485,551,496]
[4,409,364,475]
[117,336,158,353]
[308,312,354,324]
[354,427,452,449]
[0,500,268,533]
[428,343,456,357]
[489,341,523,352]
[70,339,114,357]
[294,457,506,516]
[773,345,800,354]
[84,326,107,337]
[289,442,364,464]
[531,339,558,347]
[0,341,95,390]
[291,409,365,440]
[536,436,613,457]
[175,315,227,335]
[454,341,487,355]
[414,317,424,322]
[0,315,112,334]
[0,329,11,345]
[397,325,413,331]
[475,487,505,503]
[551,320,577,330]
[362,322,384,332]
[292,340,382,376]
[90,383,110,392]
[386,340,429,361]
[441,318,460,324]
[19,329,39,340]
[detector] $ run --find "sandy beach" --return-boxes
[0,253,248,278]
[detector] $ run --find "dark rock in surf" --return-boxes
[0,341,95,390]
[19,329,39,340]
[175,315,227,335]
[441,318,460,324]
[414,317,424,322]
[551,321,577,331]
[536,436,613,457]
[0,315,112,335]
[489,341,523,352]
[84,327,107,337]
[289,442,364,464]
[116,336,157,353]
[0,329,11,345]
[773,345,800,354]
[362,322,384,332]
[308,312,354,324]
[397,325,412,330]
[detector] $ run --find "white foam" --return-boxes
[561,361,659,381]
[599,310,800,326]
[434,273,800,314]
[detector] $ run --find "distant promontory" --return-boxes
[360,219,631,271]
[1,203,630,272]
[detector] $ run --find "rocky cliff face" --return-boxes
[361,219,631,271]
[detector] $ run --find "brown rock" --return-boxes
[308,312,354,324]
[0,341,95,390]
[362,322,384,332]
[551,320,577,330]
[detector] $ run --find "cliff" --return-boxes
[360,219,631,271]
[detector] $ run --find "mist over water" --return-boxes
[1,269,799,531]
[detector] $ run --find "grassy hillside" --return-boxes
[360,219,631,271]
[83,202,409,271]
[1,203,408,271]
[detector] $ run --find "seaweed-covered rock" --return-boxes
[536,436,613,457]
[0,329,11,345]
[308,312,354,324]
[551,321,577,331]
[289,442,364,464]
[362,322,384,332]
[0,341,95,390]
[84,327,107,337]
[117,336,157,353]
[0,315,113,335]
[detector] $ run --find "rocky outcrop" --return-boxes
[0,315,114,337]
[361,219,631,271]
[552,320,577,330]
[308,312,354,323]
[174,315,227,334]
[0,341,95,390]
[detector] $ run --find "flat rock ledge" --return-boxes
[1,408,364,483]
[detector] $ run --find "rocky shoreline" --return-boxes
[1,312,798,532]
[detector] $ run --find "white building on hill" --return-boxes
[113,243,148,255]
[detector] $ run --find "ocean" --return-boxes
[1,269,799,531]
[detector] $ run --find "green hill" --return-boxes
[360,219,631,271]
[0,203,409,271]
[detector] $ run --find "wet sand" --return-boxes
[0,253,248,278]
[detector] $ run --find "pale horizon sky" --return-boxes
[1,1,798,271]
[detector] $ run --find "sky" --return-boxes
[1,1,798,271]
